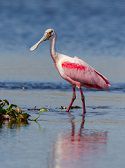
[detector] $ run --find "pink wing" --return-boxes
[61,59,110,89]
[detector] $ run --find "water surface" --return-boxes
[0,87,125,168]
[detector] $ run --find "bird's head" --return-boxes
[30,28,55,51]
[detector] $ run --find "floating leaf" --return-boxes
[39,107,48,112]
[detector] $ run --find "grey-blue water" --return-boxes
[0,81,125,93]
[0,0,125,168]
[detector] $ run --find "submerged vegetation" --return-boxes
[0,99,30,128]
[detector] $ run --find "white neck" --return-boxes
[50,33,57,63]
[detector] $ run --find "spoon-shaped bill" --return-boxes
[30,36,46,51]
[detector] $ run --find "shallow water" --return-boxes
[0,88,125,168]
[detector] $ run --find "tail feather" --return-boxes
[94,70,111,88]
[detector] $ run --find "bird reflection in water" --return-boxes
[52,114,108,168]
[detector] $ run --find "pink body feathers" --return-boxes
[55,54,110,89]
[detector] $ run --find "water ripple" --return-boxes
[0,81,124,93]
[0,81,70,90]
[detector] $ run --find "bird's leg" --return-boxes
[66,86,76,112]
[79,87,86,116]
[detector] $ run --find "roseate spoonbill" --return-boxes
[30,28,110,116]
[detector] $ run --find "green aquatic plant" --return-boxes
[0,99,49,128]
[29,107,48,122]
[39,107,48,112]
[0,99,30,127]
